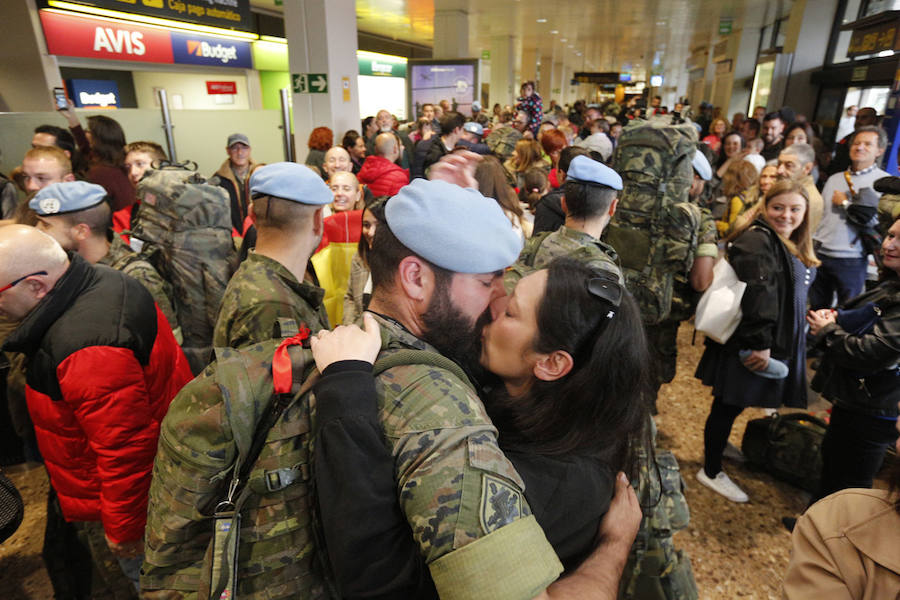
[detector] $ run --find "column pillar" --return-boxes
[490,35,515,108]
[0,0,62,112]
[520,48,537,85]
[283,0,360,155]
[433,0,471,58]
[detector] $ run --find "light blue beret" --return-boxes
[30,181,107,216]
[692,149,713,181]
[566,155,623,190]
[385,179,523,273]
[463,121,483,136]
[249,162,332,205]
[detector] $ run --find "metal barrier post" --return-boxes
[279,88,294,161]
[157,88,177,162]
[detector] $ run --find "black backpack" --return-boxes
[741,413,826,494]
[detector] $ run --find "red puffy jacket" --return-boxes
[3,255,192,543]
[357,156,409,198]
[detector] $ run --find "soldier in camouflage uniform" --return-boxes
[316,178,647,598]
[213,162,332,349]
[505,155,623,291]
[28,182,180,341]
[645,149,718,405]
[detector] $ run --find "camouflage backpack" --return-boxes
[741,412,826,494]
[142,325,469,600]
[620,421,697,600]
[132,162,237,374]
[604,117,701,325]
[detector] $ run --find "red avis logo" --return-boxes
[185,40,238,64]
[92,27,145,55]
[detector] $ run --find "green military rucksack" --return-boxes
[142,325,469,600]
[741,412,827,494]
[604,117,701,325]
[132,162,238,374]
[620,424,698,600]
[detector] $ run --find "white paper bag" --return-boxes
[694,258,747,344]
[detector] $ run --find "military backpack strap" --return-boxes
[372,348,471,387]
[208,326,318,600]
[517,230,553,268]
[273,317,299,339]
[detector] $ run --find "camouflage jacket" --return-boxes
[669,206,718,322]
[213,252,328,349]
[504,225,623,292]
[98,234,179,337]
[370,314,562,599]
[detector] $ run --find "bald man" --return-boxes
[357,132,410,197]
[0,225,192,593]
[323,145,353,180]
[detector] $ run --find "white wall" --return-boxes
[132,70,250,110]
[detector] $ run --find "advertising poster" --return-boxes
[409,60,478,119]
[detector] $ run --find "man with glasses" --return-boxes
[0,220,192,596]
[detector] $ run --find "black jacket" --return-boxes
[532,190,566,235]
[811,277,900,417]
[726,219,797,359]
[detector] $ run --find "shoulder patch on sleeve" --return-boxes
[480,473,524,534]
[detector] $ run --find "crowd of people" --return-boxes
[0,84,898,600]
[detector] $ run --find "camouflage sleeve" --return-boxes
[213,301,297,349]
[122,261,181,342]
[380,366,562,596]
[696,207,718,258]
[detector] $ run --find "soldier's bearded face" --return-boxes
[422,272,499,369]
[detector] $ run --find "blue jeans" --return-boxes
[117,554,143,592]
[808,255,867,309]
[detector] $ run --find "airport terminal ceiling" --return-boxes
[251,0,794,83]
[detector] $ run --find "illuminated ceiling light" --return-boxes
[536,18,547,23]
[878,49,895,57]
[560,38,567,42]
[568,44,574,48]
[550,30,558,34]
[259,35,287,44]
[45,0,259,40]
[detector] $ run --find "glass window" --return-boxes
[862,0,900,17]
[749,61,775,113]
[832,0,865,63]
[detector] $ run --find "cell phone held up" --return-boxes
[53,87,68,111]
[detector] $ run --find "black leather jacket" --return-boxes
[811,277,900,417]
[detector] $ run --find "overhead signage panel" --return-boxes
[40,0,253,32]
[40,10,252,68]
[170,30,252,68]
[40,10,173,63]
[573,72,621,85]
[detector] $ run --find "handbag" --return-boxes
[694,258,747,344]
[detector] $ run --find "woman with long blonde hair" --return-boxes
[695,179,820,503]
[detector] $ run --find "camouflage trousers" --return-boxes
[645,320,681,412]
[72,521,140,600]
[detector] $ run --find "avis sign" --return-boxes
[292,73,328,94]
[39,10,251,68]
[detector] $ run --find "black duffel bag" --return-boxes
[741,412,827,494]
[0,469,24,543]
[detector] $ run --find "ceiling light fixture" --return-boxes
[536,18,547,23]
[560,38,567,42]
[550,30,558,34]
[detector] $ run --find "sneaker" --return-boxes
[696,468,749,503]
